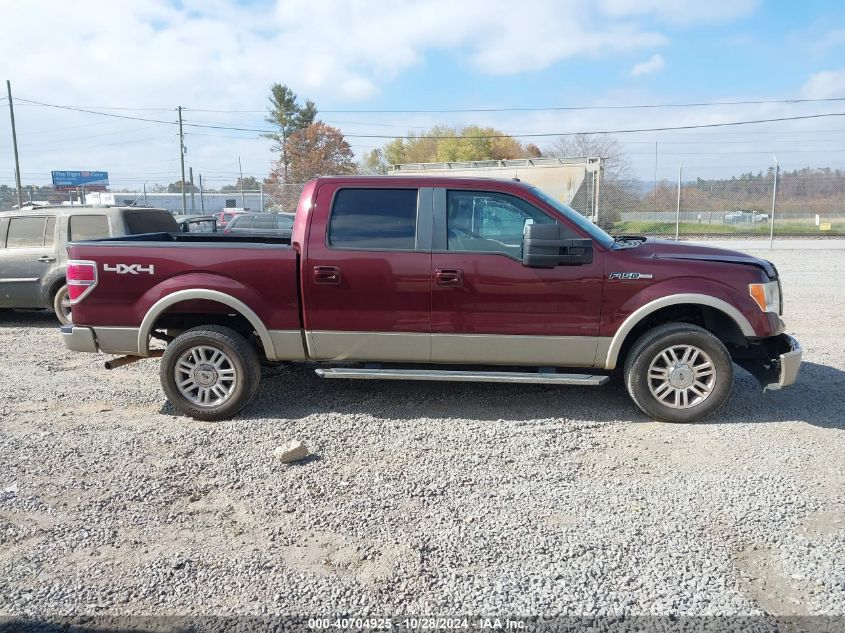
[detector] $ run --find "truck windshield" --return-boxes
[527,187,615,249]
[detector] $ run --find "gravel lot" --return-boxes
[1,249,843,622]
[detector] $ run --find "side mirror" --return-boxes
[522,224,593,268]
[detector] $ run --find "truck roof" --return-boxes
[310,175,536,190]
[0,205,169,217]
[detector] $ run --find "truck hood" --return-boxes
[649,239,777,279]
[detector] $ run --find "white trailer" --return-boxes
[387,157,603,221]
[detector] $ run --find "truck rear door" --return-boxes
[430,187,605,366]
[302,184,433,362]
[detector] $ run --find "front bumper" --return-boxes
[60,324,98,353]
[735,333,802,391]
[764,334,802,391]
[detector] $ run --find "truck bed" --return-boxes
[73,231,291,246]
[66,234,300,333]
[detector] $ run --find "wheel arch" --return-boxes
[604,294,755,370]
[138,289,276,359]
[43,269,67,306]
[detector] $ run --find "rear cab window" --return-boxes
[328,188,419,250]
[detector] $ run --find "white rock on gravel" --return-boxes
[273,440,309,463]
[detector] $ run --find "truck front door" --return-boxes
[430,187,605,367]
[303,184,433,362]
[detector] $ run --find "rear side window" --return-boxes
[123,210,179,234]
[252,215,275,229]
[328,188,418,250]
[69,215,110,241]
[6,217,48,248]
[277,215,294,229]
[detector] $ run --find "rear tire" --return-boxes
[624,323,733,423]
[52,285,72,325]
[160,325,260,421]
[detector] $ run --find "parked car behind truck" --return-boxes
[61,176,801,423]
[0,205,178,324]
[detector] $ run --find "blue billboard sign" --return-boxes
[51,171,109,189]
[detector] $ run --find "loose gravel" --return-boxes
[0,249,843,620]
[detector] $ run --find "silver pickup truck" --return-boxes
[0,205,178,324]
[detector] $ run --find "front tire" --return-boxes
[160,325,260,421]
[52,285,72,325]
[624,323,733,423]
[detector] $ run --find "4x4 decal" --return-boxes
[103,263,155,275]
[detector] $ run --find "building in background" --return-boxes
[85,191,268,214]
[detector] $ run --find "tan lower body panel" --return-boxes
[308,330,610,367]
[93,327,142,355]
[268,330,307,361]
[431,333,608,367]
[307,331,430,362]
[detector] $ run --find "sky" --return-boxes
[1,0,845,190]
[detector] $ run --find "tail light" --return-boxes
[67,260,98,304]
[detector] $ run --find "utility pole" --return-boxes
[189,166,195,212]
[178,106,186,215]
[238,156,245,209]
[653,141,658,212]
[143,182,147,206]
[769,157,779,251]
[199,173,205,213]
[259,181,264,212]
[675,162,683,242]
[6,80,23,209]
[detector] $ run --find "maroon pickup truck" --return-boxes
[60,176,801,423]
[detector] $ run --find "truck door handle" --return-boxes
[435,268,463,287]
[313,265,341,284]
[37,255,56,263]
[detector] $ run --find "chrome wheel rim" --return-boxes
[647,344,716,409]
[175,345,237,407]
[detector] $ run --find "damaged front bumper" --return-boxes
[735,333,802,391]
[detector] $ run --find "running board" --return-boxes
[314,368,609,386]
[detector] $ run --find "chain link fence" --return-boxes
[595,169,845,238]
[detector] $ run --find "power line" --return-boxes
[13,96,845,139]
[185,96,845,114]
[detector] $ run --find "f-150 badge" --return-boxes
[609,272,653,280]
[103,263,155,275]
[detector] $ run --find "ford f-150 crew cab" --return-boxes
[60,176,801,423]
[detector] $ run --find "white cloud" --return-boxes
[598,0,758,25]
[630,53,666,76]
[802,69,845,99]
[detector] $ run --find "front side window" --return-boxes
[446,190,559,257]
[6,216,48,248]
[69,215,109,241]
[328,188,418,250]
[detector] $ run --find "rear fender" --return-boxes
[136,277,275,358]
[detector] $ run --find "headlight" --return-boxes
[749,280,780,313]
